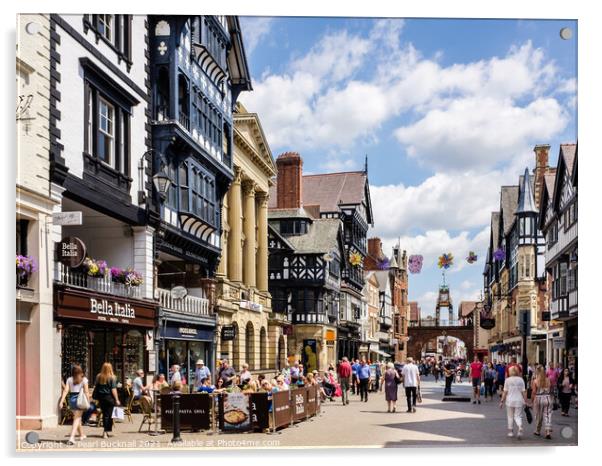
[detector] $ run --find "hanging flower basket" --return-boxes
[493,248,505,262]
[408,255,423,274]
[82,257,108,277]
[111,267,143,287]
[16,254,37,284]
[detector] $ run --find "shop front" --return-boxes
[158,318,215,388]
[55,286,157,385]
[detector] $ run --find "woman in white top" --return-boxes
[240,363,252,385]
[58,365,90,445]
[500,366,528,438]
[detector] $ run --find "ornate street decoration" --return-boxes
[479,303,495,330]
[437,253,454,269]
[493,247,505,262]
[376,256,390,270]
[466,251,478,264]
[349,251,362,267]
[408,254,423,274]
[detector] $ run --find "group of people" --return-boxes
[463,355,576,440]
[58,362,122,445]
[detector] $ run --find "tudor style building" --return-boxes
[147,15,252,383]
[485,145,551,364]
[47,14,158,422]
[268,151,375,369]
[539,144,577,372]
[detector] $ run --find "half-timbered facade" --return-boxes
[539,143,577,371]
[147,15,252,383]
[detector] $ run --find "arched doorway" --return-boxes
[277,335,286,371]
[245,322,255,370]
[259,327,267,370]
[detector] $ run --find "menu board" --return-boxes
[219,392,250,431]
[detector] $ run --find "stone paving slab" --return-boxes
[16,377,577,451]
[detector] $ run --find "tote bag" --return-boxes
[76,388,90,410]
[112,406,125,421]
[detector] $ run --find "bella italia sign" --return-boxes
[57,237,86,268]
[90,298,136,319]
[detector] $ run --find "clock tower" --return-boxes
[435,278,453,326]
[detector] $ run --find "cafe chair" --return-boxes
[123,388,135,423]
[138,396,158,433]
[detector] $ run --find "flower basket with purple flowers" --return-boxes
[82,257,108,277]
[111,267,143,287]
[16,255,37,285]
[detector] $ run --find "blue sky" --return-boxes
[239,17,577,317]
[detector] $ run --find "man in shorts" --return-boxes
[469,355,483,404]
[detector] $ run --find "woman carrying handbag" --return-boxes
[58,365,90,445]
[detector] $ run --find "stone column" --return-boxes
[217,196,228,277]
[227,167,243,282]
[242,179,257,288]
[256,192,269,292]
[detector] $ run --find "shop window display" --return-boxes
[61,326,89,381]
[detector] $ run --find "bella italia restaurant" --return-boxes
[53,198,157,386]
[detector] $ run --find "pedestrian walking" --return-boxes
[495,360,506,398]
[351,359,360,395]
[383,362,400,412]
[469,355,483,404]
[500,366,528,439]
[337,357,352,405]
[483,362,496,401]
[443,360,454,396]
[93,362,121,439]
[557,368,575,417]
[401,357,420,413]
[433,363,440,383]
[58,365,90,445]
[357,359,371,402]
[531,366,553,439]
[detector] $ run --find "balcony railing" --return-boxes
[55,263,141,299]
[156,287,210,316]
[178,112,190,131]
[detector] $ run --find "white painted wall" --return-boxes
[55,15,148,198]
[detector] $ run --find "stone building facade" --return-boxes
[215,103,284,373]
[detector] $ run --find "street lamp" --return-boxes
[153,170,172,200]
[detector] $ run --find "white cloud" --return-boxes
[240,17,274,56]
[394,96,569,172]
[370,172,506,235]
[243,22,572,174]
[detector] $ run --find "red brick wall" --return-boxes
[276,152,303,209]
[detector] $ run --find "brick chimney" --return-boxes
[368,237,382,257]
[533,144,550,209]
[276,152,303,209]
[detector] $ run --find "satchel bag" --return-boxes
[76,388,90,411]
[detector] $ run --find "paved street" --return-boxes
[17,376,577,451]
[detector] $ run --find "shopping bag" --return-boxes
[76,389,90,410]
[334,384,342,397]
[417,387,423,403]
[480,385,485,396]
[111,406,125,421]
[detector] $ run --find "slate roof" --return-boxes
[459,301,477,317]
[491,212,501,249]
[544,171,557,198]
[560,144,577,174]
[269,171,367,212]
[284,218,341,254]
[268,208,314,219]
[516,168,538,214]
[500,186,519,235]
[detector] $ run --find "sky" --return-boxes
[239,17,577,318]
